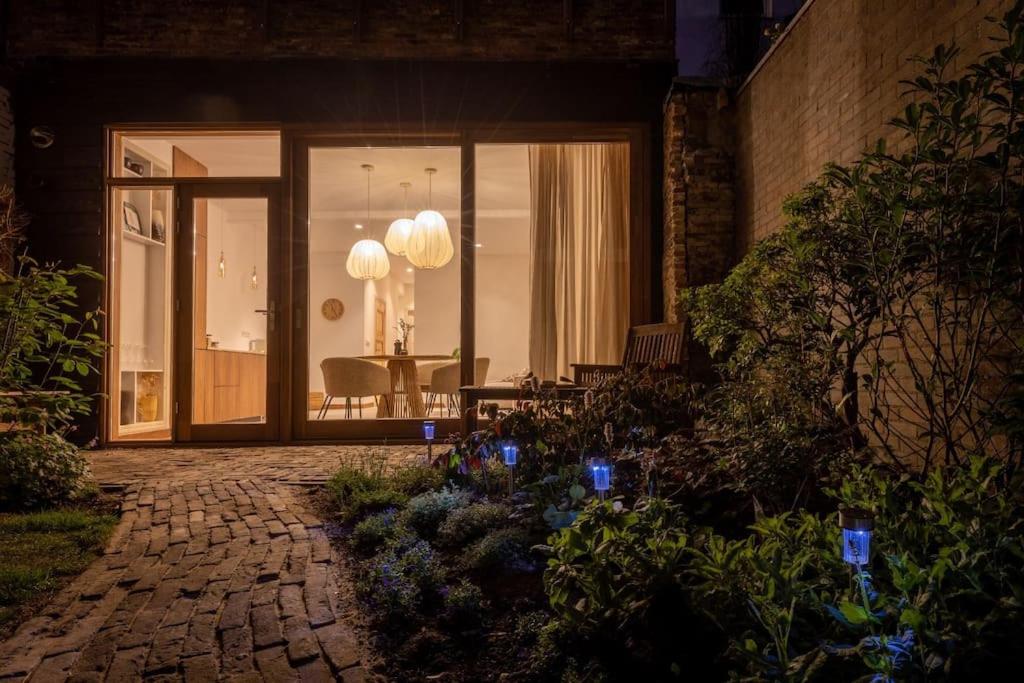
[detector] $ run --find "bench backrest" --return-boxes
[622,323,685,367]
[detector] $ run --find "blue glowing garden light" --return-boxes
[423,420,435,463]
[501,442,518,466]
[590,458,612,501]
[501,441,518,495]
[839,508,874,566]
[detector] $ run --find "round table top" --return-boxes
[357,354,454,362]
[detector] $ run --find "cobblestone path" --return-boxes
[0,446,422,681]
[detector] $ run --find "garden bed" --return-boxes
[0,495,119,639]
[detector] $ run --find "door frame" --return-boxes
[173,181,283,442]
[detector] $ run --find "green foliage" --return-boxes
[0,508,117,628]
[389,465,446,496]
[0,432,91,511]
[546,499,692,632]
[326,466,408,521]
[442,579,484,627]
[689,456,1024,681]
[689,513,847,680]
[403,486,472,538]
[350,508,401,552]
[357,534,445,626]
[0,256,105,434]
[436,502,511,547]
[683,3,1024,473]
[461,527,533,572]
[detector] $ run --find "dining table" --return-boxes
[357,354,454,418]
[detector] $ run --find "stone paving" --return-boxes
[0,446,423,682]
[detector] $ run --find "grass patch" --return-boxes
[0,508,118,632]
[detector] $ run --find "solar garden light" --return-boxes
[501,441,518,496]
[590,457,612,502]
[839,507,874,567]
[423,420,435,463]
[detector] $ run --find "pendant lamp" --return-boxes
[384,181,414,256]
[346,164,391,281]
[407,167,454,270]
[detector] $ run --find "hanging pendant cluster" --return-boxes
[347,164,453,281]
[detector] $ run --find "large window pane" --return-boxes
[475,142,630,387]
[307,146,461,421]
[110,186,173,440]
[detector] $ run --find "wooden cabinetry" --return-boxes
[193,349,266,424]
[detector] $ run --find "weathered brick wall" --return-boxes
[663,82,735,380]
[735,0,1014,253]
[0,85,12,188]
[6,0,674,62]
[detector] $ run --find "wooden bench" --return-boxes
[571,322,685,386]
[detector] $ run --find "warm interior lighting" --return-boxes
[407,167,454,270]
[385,182,414,256]
[218,251,226,278]
[250,265,258,290]
[346,164,390,281]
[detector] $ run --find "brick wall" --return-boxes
[735,0,1014,253]
[0,85,12,188]
[663,82,735,380]
[6,0,674,62]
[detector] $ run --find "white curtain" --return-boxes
[528,143,630,380]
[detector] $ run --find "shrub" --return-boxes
[442,580,484,627]
[390,465,447,496]
[403,487,472,538]
[689,456,1024,681]
[326,466,407,521]
[436,502,511,547]
[358,535,445,625]
[0,433,91,511]
[350,508,401,552]
[462,527,533,572]
[544,498,723,680]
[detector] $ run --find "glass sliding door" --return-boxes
[300,143,461,437]
[175,184,280,441]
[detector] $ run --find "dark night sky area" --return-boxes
[676,0,806,76]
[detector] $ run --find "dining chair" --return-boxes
[426,358,489,417]
[318,357,392,419]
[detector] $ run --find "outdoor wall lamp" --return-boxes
[839,508,874,566]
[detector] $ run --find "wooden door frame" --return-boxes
[174,181,283,442]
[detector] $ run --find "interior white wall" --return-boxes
[204,200,267,353]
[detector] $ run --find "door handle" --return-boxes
[255,301,276,332]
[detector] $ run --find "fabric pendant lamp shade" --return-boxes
[346,162,390,281]
[385,218,414,256]
[346,239,390,280]
[407,209,454,269]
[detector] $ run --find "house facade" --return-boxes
[1,1,676,445]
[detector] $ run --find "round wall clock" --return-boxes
[321,298,345,321]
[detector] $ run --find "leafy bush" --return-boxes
[390,465,446,496]
[358,535,445,625]
[326,466,408,521]
[436,502,511,547]
[462,527,533,572]
[403,487,472,538]
[689,456,1024,681]
[442,579,484,627]
[0,433,91,511]
[0,255,105,435]
[544,498,722,680]
[351,508,401,552]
